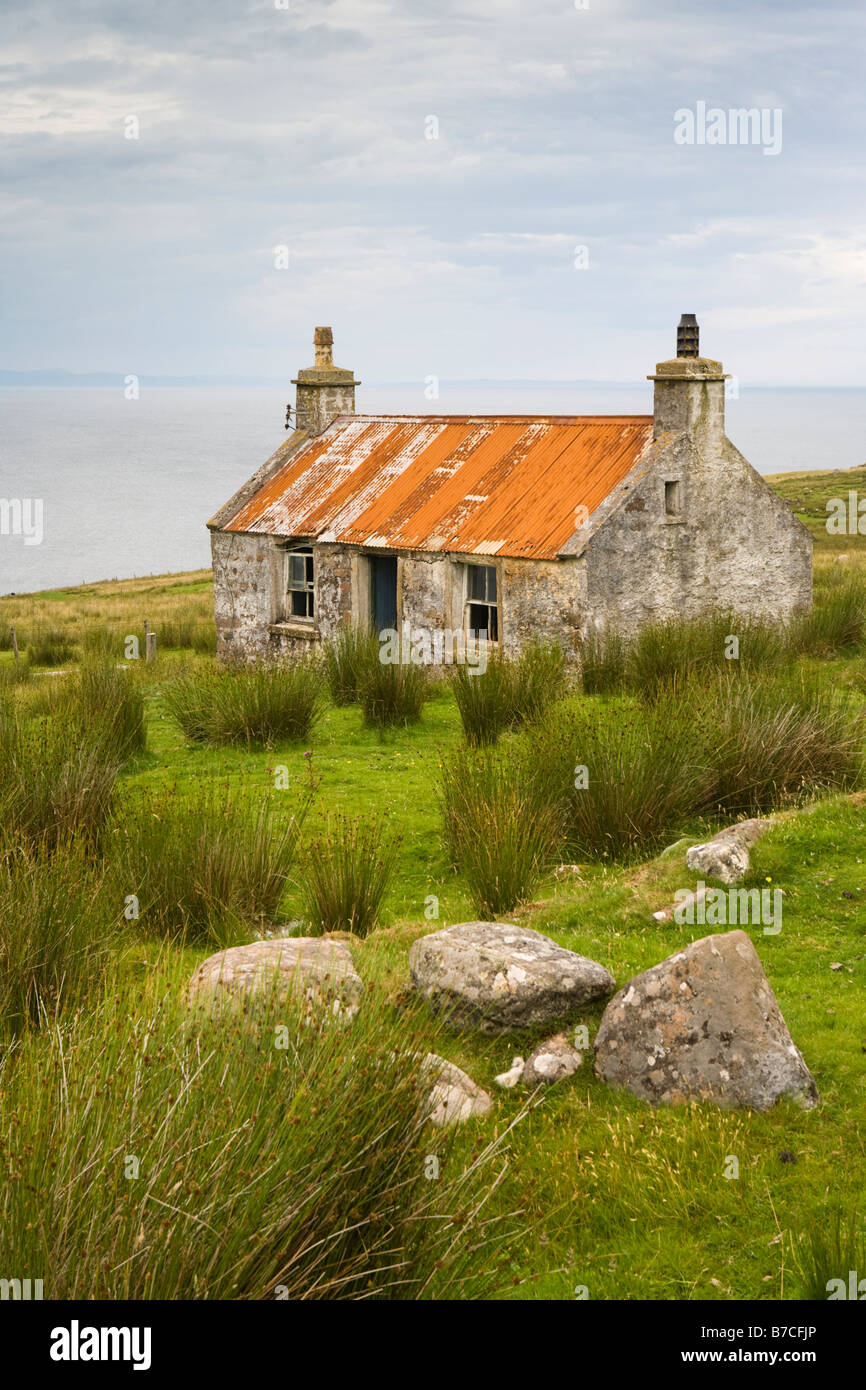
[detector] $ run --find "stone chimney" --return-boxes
[290,326,360,436]
[648,314,728,448]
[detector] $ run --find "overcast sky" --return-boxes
[3,0,865,385]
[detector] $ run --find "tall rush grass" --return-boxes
[451,640,566,746]
[0,695,119,855]
[0,846,116,1041]
[527,693,701,861]
[690,671,865,817]
[110,788,311,941]
[323,624,380,704]
[360,657,431,728]
[0,975,522,1298]
[165,658,324,747]
[302,815,395,936]
[438,744,564,914]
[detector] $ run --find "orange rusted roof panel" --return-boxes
[222,414,654,560]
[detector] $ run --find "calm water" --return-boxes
[2,385,865,595]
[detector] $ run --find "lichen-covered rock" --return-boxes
[186,938,362,1020]
[594,930,818,1111]
[409,921,614,1035]
[684,818,772,885]
[686,837,750,885]
[494,1056,525,1089]
[719,818,772,848]
[523,1033,583,1086]
[419,1054,492,1126]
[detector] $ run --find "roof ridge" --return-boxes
[329,412,654,422]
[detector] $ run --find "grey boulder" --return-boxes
[594,930,818,1111]
[409,921,614,1034]
[186,938,362,1021]
[685,837,750,885]
[685,818,772,886]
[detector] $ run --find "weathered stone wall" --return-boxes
[398,551,585,660]
[311,543,354,637]
[584,430,812,636]
[500,556,586,657]
[211,535,586,666]
[210,529,275,661]
[400,553,450,634]
[211,531,356,662]
[293,377,356,437]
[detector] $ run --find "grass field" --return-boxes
[1,471,865,1301]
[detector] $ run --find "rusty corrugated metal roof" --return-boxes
[221,414,654,560]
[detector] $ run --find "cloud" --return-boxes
[1,0,864,383]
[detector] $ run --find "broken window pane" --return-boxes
[286,546,315,620]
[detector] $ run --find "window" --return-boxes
[664,479,681,517]
[464,563,498,641]
[286,546,315,619]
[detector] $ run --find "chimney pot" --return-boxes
[290,326,360,435]
[677,313,700,358]
[313,326,334,367]
[649,317,726,444]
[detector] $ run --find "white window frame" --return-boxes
[463,562,499,643]
[285,544,315,621]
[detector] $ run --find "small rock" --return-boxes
[260,920,307,939]
[554,864,584,882]
[830,962,843,970]
[409,921,614,1035]
[494,1056,525,1089]
[594,931,818,1111]
[778,1150,797,1164]
[653,884,709,924]
[522,1033,583,1086]
[185,938,362,1021]
[419,1054,492,1126]
[686,837,750,885]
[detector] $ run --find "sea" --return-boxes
[2,384,865,596]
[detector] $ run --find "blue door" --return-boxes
[371,556,398,633]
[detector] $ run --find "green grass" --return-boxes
[164,659,325,747]
[302,813,396,936]
[766,462,866,553]
[0,960,522,1300]
[439,742,565,913]
[109,786,311,943]
[2,537,866,1300]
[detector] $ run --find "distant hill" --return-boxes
[765,464,866,552]
[0,370,286,388]
[0,370,643,389]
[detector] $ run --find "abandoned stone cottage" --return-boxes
[208,318,812,663]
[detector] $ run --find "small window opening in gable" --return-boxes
[464,563,498,641]
[286,546,315,619]
[664,480,682,517]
